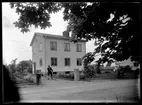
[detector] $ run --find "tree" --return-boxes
[10,2,141,65]
[8,58,18,73]
[9,2,62,33]
[82,52,95,67]
[63,2,140,65]
[82,52,96,78]
[6,58,18,82]
[26,59,33,73]
[16,60,32,74]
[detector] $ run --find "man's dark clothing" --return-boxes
[36,74,41,85]
[47,67,53,79]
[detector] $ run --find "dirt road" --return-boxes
[19,79,140,103]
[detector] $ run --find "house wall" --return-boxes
[45,37,86,72]
[32,35,45,73]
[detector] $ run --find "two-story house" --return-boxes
[30,31,86,74]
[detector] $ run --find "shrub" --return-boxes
[83,65,96,79]
[9,71,17,82]
[8,72,28,84]
[80,72,85,79]
[14,72,24,79]
[27,67,32,73]
[15,77,28,84]
[23,73,36,83]
[23,70,29,76]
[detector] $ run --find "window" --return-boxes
[65,58,70,66]
[39,58,42,66]
[50,41,57,51]
[76,44,82,52]
[39,43,42,51]
[64,43,70,51]
[51,57,57,66]
[77,58,82,66]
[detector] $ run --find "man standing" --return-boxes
[36,70,41,85]
[47,65,53,80]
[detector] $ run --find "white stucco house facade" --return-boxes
[30,31,86,74]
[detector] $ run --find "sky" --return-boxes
[2,2,95,64]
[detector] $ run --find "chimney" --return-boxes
[63,30,69,38]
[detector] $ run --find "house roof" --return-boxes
[30,32,86,46]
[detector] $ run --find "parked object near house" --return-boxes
[35,70,42,85]
[74,69,80,81]
[30,31,86,74]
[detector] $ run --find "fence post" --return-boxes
[74,69,80,81]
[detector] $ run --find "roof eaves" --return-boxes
[30,32,86,46]
[44,35,70,40]
[43,34,86,42]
